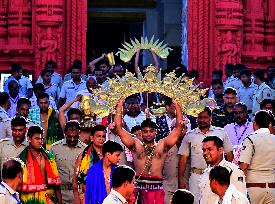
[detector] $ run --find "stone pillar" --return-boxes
[7,0,32,48]
[33,0,64,77]
[0,0,8,46]
[215,0,243,70]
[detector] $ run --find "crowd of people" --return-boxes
[0,52,274,204]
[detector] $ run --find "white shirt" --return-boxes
[123,112,146,131]
[8,94,23,118]
[4,76,32,97]
[60,79,86,103]
[0,181,21,204]
[102,189,128,204]
[252,82,273,113]
[237,82,257,111]
[0,107,9,123]
[44,83,60,103]
[215,184,249,204]
[224,76,242,90]
[37,72,63,89]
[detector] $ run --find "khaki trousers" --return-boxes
[248,187,275,204]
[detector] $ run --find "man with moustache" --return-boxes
[224,103,254,164]
[199,136,246,204]
[50,121,86,204]
[114,98,183,204]
[178,107,233,204]
[212,87,238,128]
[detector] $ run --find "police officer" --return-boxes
[0,98,34,140]
[0,159,23,204]
[0,92,10,123]
[239,110,275,204]
[199,136,246,204]
[0,117,28,177]
[58,64,86,108]
[50,121,86,204]
[237,69,257,114]
[178,107,233,204]
[252,70,273,114]
[36,60,63,89]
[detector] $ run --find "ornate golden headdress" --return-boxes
[81,37,215,118]
[116,36,173,62]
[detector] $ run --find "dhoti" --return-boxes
[134,176,165,204]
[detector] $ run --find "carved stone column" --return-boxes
[215,0,243,70]
[0,0,8,46]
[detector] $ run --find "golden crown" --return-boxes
[83,66,215,118]
[115,36,173,62]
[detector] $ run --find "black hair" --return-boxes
[202,136,224,149]
[260,99,274,110]
[27,125,44,138]
[64,120,80,132]
[141,119,157,129]
[240,69,251,77]
[200,106,212,116]
[211,79,223,87]
[253,70,265,81]
[33,83,45,91]
[172,189,194,204]
[234,102,248,113]
[111,165,135,188]
[8,80,18,90]
[254,110,272,128]
[45,60,57,69]
[37,92,49,100]
[67,108,82,120]
[125,94,141,104]
[234,64,247,71]
[2,159,23,180]
[17,97,31,108]
[91,125,106,136]
[209,166,230,186]
[212,70,223,79]
[73,59,82,69]
[11,63,22,75]
[224,87,237,95]
[131,125,142,134]
[164,97,173,106]
[0,92,9,106]
[189,70,199,79]
[225,64,234,76]
[102,141,123,156]
[11,116,27,127]
[40,68,52,77]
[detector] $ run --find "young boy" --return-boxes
[85,141,123,204]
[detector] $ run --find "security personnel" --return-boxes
[178,107,233,204]
[58,64,86,108]
[239,110,275,204]
[0,92,10,123]
[252,70,273,114]
[50,121,86,204]
[199,136,246,204]
[237,69,257,114]
[0,117,28,177]
[0,98,34,140]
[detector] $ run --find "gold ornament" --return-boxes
[89,66,215,118]
[115,36,173,62]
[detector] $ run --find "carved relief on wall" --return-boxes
[34,0,64,71]
[217,30,241,69]
[7,0,31,47]
[0,0,8,46]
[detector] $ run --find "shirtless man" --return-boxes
[114,98,183,204]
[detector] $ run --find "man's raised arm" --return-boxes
[163,100,183,149]
[114,98,136,150]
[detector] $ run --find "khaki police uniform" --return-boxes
[199,159,246,204]
[239,128,275,204]
[252,82,273,114]
[0,118,34,140]
[0,181,21,204]
[178,126,233,204]
[50,139,86,204]
[0,138,28,177]
[0,107,9,124]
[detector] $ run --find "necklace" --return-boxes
[142,143,156,175]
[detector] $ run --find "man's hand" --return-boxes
[75,94,82,102]
[116,97,125,113]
